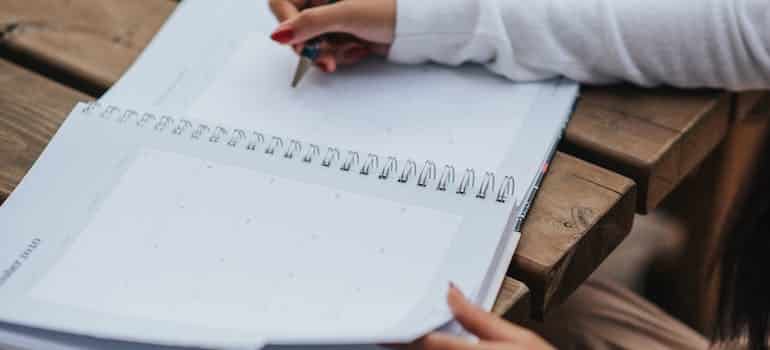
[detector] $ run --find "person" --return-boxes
[267,0,770,349]
[268,0,770,89]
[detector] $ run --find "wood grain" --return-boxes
[513,152,636,317]
[0,59,90,202]
[0,0,174,91]
[564,86,730,212]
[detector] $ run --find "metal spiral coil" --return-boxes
[247,132,265,150]
[437,165,455,191]
[303,144,320,163]
[321,147,339,167]
[340,151,359,172]
[82,103,516,203]
[228,129,246,147]
[399,160,417,183]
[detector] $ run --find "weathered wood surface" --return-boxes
[0,0,174,91]
[513,152,636,317]
[564,86,730,213]
[0,59,90,199]
[0,0,721,214]
[0,57,636,317]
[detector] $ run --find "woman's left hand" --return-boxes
[399,285,555,350]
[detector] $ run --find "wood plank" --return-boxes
[0,58,636,318]
[0,0,174,91]
[513,152,636,317]
[564,86,730,212]
[0,59,90,201]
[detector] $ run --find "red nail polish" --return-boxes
[345,47,370,61]
[270,28,294,44]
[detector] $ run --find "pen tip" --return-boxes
[292,57,311,89]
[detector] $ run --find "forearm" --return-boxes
[388,0,770,90]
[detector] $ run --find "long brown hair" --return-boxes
[714,134,770,350]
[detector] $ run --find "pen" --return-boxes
[291,0,338,88]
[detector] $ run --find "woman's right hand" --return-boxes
[400,285,556,350]
[268,0,396,72]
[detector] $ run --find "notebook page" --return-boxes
[29,149,462,340]
[187,32,539,173]
[100,0,550,174]
[0,105,520,348]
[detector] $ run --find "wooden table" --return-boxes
[1,0,750,324]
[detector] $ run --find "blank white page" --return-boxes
[188,33,542,173]
[30,149,462,340]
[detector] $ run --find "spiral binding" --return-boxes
[82,102,516,203]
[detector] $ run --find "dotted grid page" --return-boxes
[29,149,462,339]
[187,32,541,174]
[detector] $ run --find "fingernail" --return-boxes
[270,28,294,44]
[449,282,466,298]
[447,282,462,311]
[345,47,370,61]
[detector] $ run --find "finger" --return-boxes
[368,43,391,57]
[408,333,489,350]
[301,40,337,72]
[274,2,354,45]
[388,338,530,350]
[334,41,370,65]
[315,50,337,73]
[290,39,336,73]
[268,0,302,22]
[448,285,529,342]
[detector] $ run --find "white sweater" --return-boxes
[388,0,770,90]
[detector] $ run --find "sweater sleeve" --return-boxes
[387,0,770,90]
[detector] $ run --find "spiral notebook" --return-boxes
[0,0,578,349]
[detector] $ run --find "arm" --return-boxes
[390,0,770,90]
[269,0,770,90]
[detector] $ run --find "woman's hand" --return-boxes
[401,285,555,350]
[268,0,396,72]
